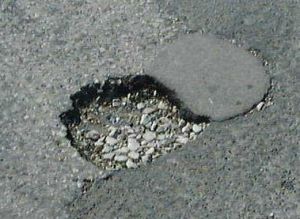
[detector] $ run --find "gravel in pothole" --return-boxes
[68,85,208,171]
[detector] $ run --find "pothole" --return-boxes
[60,75,210,170]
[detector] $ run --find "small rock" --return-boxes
[112,99,121,107]
[159,117,170,123]
[172,106,177,113]
[256,101,264,111]
[137,102,145,110]
[140,114,150,125]
[127,138,140,151]
[189,132,197,140]
[145,147,155,155]
[192,124,202,133]
[105,136,118,145]
[176,136,189,144]
[143,131,156,142]
[143,107,156,114]
[128,151,140,160]
[108,127,117,137]
[102,152,115,160]
[157,101,168,110]
[86,130,100,140]
[157,134,166,141]
[126,159,137,168]
[128,133,137,138]
[114,155,128,162]
[102,146,113,153]
[156,125,167,133]
[150,121,157,131]
[178,119,186,127]
[115,147,129,154]
[141,140,147,145]
[173,143,182,149]
[141,155,150,163]
[182,123,191,133]
[94,139,104,147]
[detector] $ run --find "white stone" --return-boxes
[108,127,117,137]
[112,99,121,107]
[94,139,104,147]
[141,155,150,163]
[182,123,191,133]
[178,119,186,127]
[128,151,140,160]
[127,138,140,151]
[150,121,157,131]
[105,136,118,145]
[102,146,113,153]
[145,147,155,155]
[176,136,189,144]
[156,125,167,133]
[126,159,137,168]
[102,152,115,160]
[142,107,156,114]
[140,114,150,125]
[114,155,128,162]
[137,102,145,110]
[157,134,166,140]
[143,131,156,142]
[86,130,100,140]
[116,147,129,154]
[256,101,264,111]
[192,124,202,133]
[157,101,168,110]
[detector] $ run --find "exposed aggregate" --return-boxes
[69,88,208,170]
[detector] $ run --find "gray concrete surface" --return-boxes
[147,33,270,121]
[0,0,299,218]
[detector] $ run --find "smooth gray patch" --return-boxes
[147,34,270,121]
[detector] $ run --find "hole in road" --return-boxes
[60,75,210,170]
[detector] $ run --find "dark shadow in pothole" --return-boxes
[60,74,210,146]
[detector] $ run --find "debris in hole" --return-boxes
[60,75,210,171]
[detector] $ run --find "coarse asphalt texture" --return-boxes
[0,0,299,218]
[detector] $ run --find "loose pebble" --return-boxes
[94,139,104,147]
[86,130,100,140]
[145,147,155,155]
[126,159,137,168]
[137,102,145,110]
[157,101,167,109]
[128,151,140,160]
[108,127,117,137]
[127,138,140,151]
[114,155,128,162]
[116,147,129,154]
[102,146,113,153]
[143,131,156,142]
[143,107,156,114]
[102,152,115,160]
[140,114,150,125]
[182,123,191,133]
[176,136,189,144]
[141,155,150,163]
[105,136,118,145]
[256,101,264,111]
[192,124,202,133]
